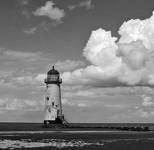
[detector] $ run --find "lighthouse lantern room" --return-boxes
[44,66,63,125]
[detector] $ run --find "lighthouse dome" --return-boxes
[45,66,62,84]
[47,66,59,75]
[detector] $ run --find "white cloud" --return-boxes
[148,75,154,85]
[62,98,92,108]
[83,28,120,67]
[34,1,65,23]
[22,9,31,18]
[55,60,85,72]
[113,94,154,119]
[16,59,85,86]
[79,0,94,9]
[14,76,38,86]
[2,50,42,61]
[74,90,95,97]
[112,107,154,119]
[119,12,154,50]
[19,0,29,6]
[142,94,154,107]
[62,98,75,106]
[0,48,55,89]
[5,98,23,110]
[105,104,129,109]
[62,11,154,87]
[23,27,37,34]
[112,113,131,119]
[68,0,94,11]
[134,109,154,118]
[0,49,86,88]
[77,102,90,107]
[118,41,149,70]
[68,5,76,11]
[23,22,53,35]
[0,97,43,111]
[0,98,6,107]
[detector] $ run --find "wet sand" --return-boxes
[0,123,154,149]
[0,131,154,149]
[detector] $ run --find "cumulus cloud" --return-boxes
[68,0,94,11]
[118,41,149,70]
[119,12,154,50]
[34,1,65,23]
[62,11,154,87]
[83,29,120,67]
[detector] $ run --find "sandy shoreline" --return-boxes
[0,130,154,149]
[0,131,154,150]
[0,123,154,149]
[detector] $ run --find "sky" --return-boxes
[0,0,154,123]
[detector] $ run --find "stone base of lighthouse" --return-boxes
[44,116,64,125]
[43,116,68,128]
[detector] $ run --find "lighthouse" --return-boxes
[44,66,64,125]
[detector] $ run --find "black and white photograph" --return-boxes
[0,0,154,149]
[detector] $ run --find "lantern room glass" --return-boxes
[47,74,59,81]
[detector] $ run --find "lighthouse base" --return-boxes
[44,117,63,125]
[43,116,68,128]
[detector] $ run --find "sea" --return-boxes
[0,123,154,150]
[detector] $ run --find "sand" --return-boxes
[0,131,154,149]
[0,123,154,149]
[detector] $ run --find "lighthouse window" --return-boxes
[51,75,58,80]
[46,96,49,101]
[48,108,51,112]
[52,102,54,106]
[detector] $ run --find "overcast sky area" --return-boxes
[1,0,154,123]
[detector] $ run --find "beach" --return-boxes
[0,123,154,149]
[0,131,154,149]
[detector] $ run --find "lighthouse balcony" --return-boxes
[44,78,62,84]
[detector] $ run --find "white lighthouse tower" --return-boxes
[44,66,64,125]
